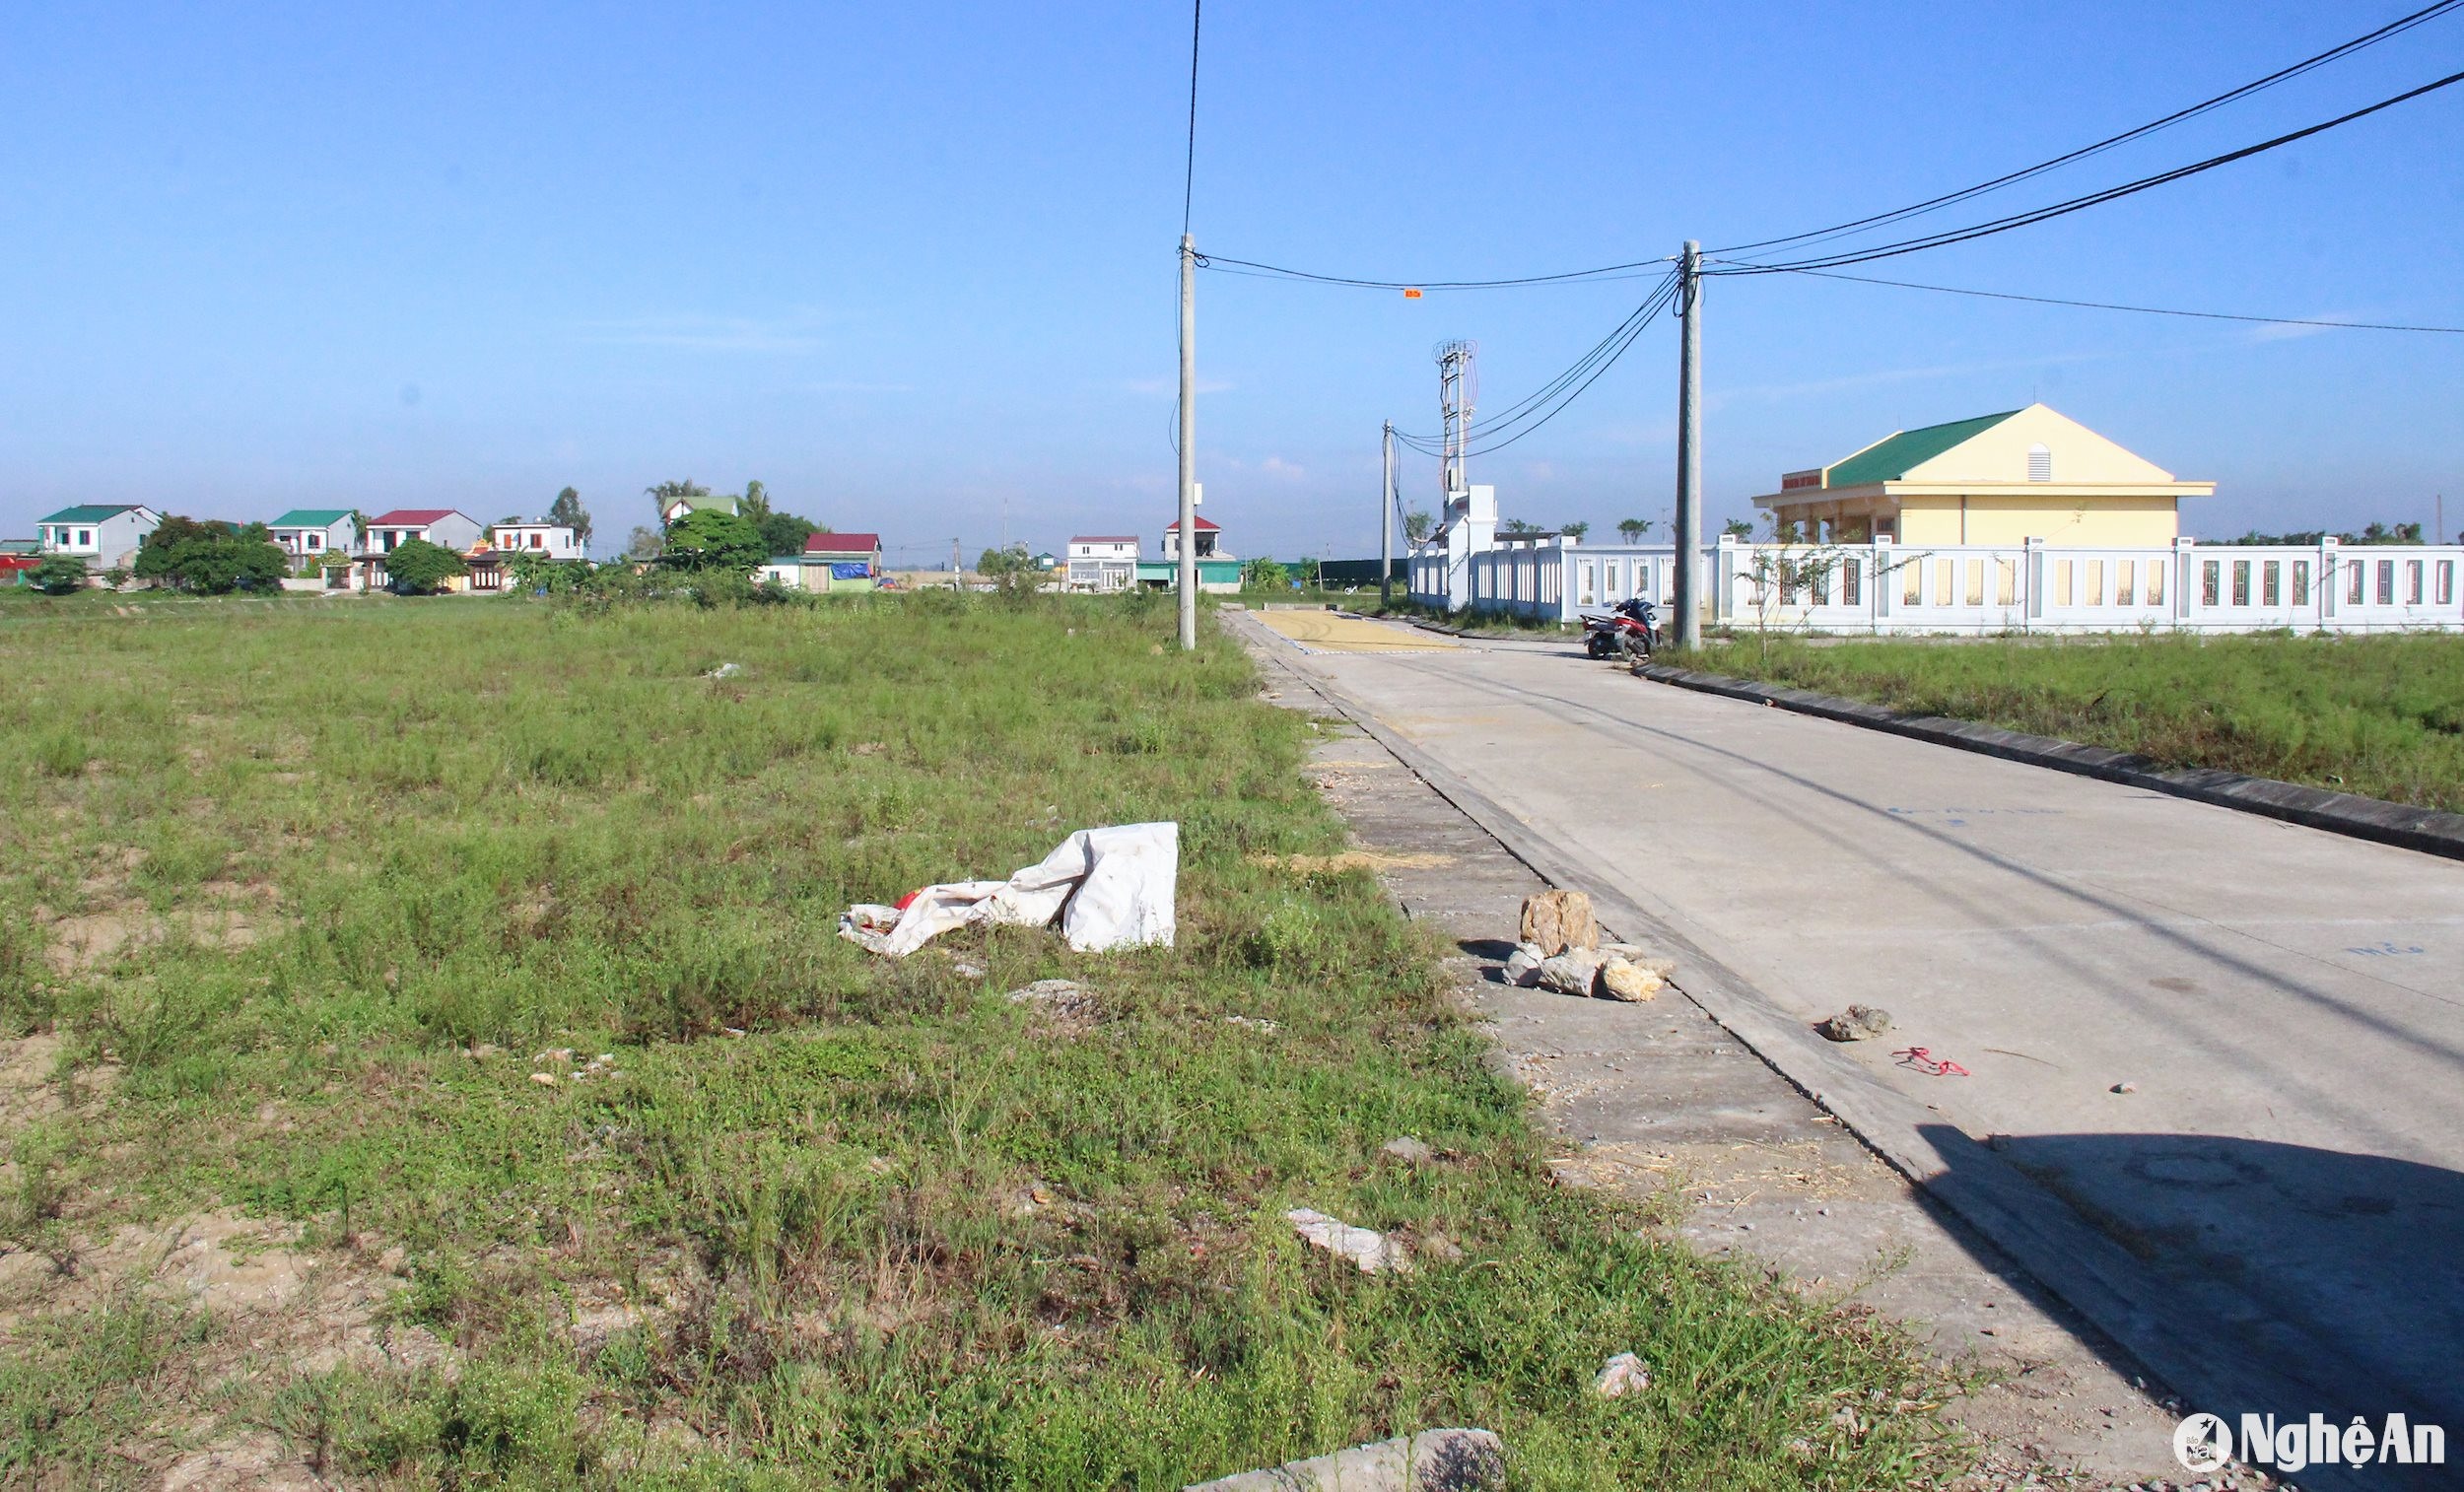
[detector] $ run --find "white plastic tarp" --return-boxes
[838,822,1178,957]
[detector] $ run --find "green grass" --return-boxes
[0,592,1961,1487]
[1678,633,2464,812]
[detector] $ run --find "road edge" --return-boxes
[1638,662,2464,863]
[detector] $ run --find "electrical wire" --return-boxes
[1193,251,1676,291]
[1181,0,1201,237]
[1708,68,2464,274]
[1392,274,1680,458]
[1710,0,2464,258]
[1736,265,2464,333]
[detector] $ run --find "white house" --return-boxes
[364,509,483,555]
[661,492,739,525]
[1067,534,1140,591]
[36,505,161,571]
[487,521,584,560]
[266,509,360,569]
[1162,515,1230,560]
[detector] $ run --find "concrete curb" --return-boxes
[1638,663,2464,863]
[1227,614,2428,1484]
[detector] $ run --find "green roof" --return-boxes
[269,509,354,528]
[38,505,145,524]
[672,494,739,515]
[1823,409,2022,489]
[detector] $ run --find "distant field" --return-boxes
[0,593,1957,1488]
[1684,634,2464,812]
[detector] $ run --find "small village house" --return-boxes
[36,505,162,571]
[365,509,483,555]
[1748,404,2213,546]
[0,539,42,586]
[265,509,360,571]
[661,492,739,524]
[1066,534,1140,592]
[486,520,584,560]
[801,531,883,591]
[1162,515,1227,559]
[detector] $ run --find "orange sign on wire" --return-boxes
[1402,287,1423,299]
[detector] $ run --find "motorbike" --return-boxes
[1581,596,1659,660]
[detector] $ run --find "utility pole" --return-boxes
[952,536,961,590]
[1380,420,1395,610]
[1177,234,1198,649]
[1673,239,1704,650]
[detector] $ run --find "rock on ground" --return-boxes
[1814,1004,1892,1042]
[1500,942,1545,986]
[1380,1136,1434,1165]
[1286,1208,1411,1273]
[159,1433,331,1491]
[1592,1351,1650,1397]
[1596,956,1670,1002]
[1186,1429,1505,1492]
[1536,948,1603,997]
[1517,890,1597,957]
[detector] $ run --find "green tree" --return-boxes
[659,508,766,575]
[1296,557,1323,587]
[976,543,1031,576]
[509,552,586,592]
[759,511,820,556]
[1560,521,1590,541]
[1722,517,1755,540]
[549,487,591,546]
[385,537,468,594]
[1616,517,1652,543]
[1500,517,1540,535]
[1402,509,1434,543]
[29,553,90,594]
[739,479,771,523]
[625,525,664,562]
[132,517,287,594]
[1242,558,1290,591]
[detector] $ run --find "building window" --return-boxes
[2292,560,2309,602]
[2147,562,2165,607]
[2057,560,2074,606]
[2262,561,2280,607]
[2408,560,2424,605]
[2438,561,2455,607]
[2201,561,2220,608]
[2086,560,2104,606]
[1841,558,1861,606]
[2027,443,2052,482]
[2377,560,2395,605]
[2231,561,2251,607]
[2115,560,2136,607]
[1998,558,2019,607]
[307,533,322,551]
[2348,562,2365,604]
[77,529,93,547]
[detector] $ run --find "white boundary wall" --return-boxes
[1412,536,2464,635]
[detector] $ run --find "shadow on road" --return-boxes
[1923,1123,2462,1488]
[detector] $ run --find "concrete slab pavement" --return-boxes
[1241,614,2464,1488]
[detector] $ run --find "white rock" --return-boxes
[1185,1428,1504,1491]
[1501,942,1546,986]
[1537,949,1604,996]
[1286,1208,1412,1274]
[1593,1351,1651,1398]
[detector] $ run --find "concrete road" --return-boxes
[1259,620,2464,1459]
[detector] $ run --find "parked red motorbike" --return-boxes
[1581,596,1659,660]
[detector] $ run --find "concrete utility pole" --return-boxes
[1177,234,1198,650]
[1673,239,1704,650]
[1380,420,1396,610]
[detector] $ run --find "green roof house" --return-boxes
[37,505,161,571]
[266,509,361,568]
[659,492,741,524]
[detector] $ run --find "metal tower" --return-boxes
[1434,339,1477,510]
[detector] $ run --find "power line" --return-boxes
[1738,265,2464,334]
[1710,0,2464,258]
[1709,68,2464,275]
[1194,251,1675,292]
[1394,274,1681,458]
[1181,0,1202,237]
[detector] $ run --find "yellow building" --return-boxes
[1750,404,2213,546]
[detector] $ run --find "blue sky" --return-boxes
[2,2,2459,560]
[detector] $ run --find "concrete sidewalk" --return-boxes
[1243,615,2464,1486]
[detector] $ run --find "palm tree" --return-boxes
[1560,521,1590,541]
[1616,517,1651,543]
